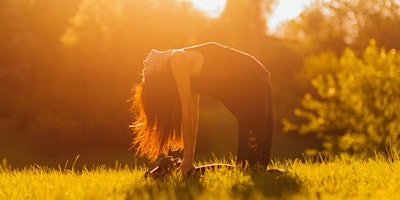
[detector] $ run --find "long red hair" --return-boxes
[130,65,183,161]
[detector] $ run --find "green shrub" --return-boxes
[283,39,400,156]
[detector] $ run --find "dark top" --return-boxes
[184,42,271,116]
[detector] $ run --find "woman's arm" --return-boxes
[170,50,202,173]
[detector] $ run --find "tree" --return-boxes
[277,0,400,54]
[0,0,81,155]
[282,40,400,156]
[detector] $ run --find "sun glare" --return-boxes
[268,0,313,33]
[187,0,313,33]
[186,0,226,18]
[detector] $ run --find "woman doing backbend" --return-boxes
[131,42,273,173]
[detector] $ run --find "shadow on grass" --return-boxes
[238,170,303,199]
[127,169,302,199]
[127,174,205,200]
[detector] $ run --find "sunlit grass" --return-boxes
[1,155,399,200]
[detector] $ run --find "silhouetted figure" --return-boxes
[131,42,273,174]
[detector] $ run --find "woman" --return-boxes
[131,42,273,173]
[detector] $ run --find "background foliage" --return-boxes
[283,40,400,156]
[1,0,400,166]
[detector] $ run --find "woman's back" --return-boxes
[185,42,271,115]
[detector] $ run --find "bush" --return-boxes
[282,39,400,156]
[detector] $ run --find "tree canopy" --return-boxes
[277,0,400,54]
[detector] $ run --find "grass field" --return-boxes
[1,155,399,200]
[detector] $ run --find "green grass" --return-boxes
[1,155,399,200]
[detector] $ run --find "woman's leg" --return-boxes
[236,110,273,167]
[236,77,273,167]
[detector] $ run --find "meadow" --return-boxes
[1,155,399,200]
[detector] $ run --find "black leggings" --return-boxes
[235,79,273,167]
[236,109,273,167]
